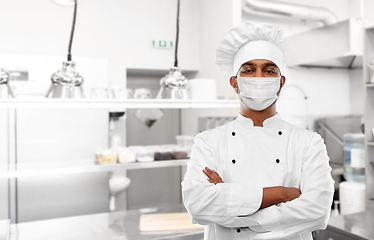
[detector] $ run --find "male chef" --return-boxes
[181,21,335,240]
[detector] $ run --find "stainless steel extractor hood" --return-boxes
[286,18,363,69]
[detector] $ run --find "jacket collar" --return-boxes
[236,112,283,129]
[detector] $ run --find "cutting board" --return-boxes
[139,212,204,232]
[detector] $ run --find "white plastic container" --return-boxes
[339,181,365,215]
[176,135,195,146]
[343,133,365,183]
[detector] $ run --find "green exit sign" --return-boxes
[152,40,173,48]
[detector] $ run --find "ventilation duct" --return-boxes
[242,0,338,26]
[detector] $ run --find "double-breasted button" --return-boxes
[237,228,241,233]
[232,132,235,136]
[278,131,282,135]
[276,159,280,163]
[232,159,236,164]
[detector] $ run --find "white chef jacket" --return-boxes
[182,113,335,240]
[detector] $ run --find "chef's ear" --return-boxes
[277,76,286,95]
[280,76,286,89]
[230,76,238,94]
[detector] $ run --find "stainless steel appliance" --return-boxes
[0,68,14,98]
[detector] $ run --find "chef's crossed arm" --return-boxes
[243,133,335,239]
[202,167,302,210]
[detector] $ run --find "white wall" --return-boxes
[350,68,364,115]
[277,67,351,129]
[180,0,242,136]
[192,0,242,98]
[0,0,200,88]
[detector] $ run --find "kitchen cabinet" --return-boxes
[363,22,374,212]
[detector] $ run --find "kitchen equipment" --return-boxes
[94,148,118,165]
[343,133,365,183]
[136,146,155,162]
[46,0,85,98]
[109,172,130,211]
[118,149,136,163]
[134,108,164,127]
[109,87,128,99]
[46,61,85,98]
[139,212,204,232]
[90,88,108,99]
[368,62,374,83]
[156,0,189,100]
[0,219,9,240]
[157,67,189,99]
[188,78,216,100]
[0,68,15,98]
[127,88,134,99]
[339,181,365,215]
[134,88,151,99]
[176,135,194,147]
[330,200,340,217]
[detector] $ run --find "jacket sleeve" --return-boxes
[244,132,335,239]
[181,131,263,228]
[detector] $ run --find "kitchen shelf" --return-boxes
[0,99,240,110]
[0,159,189,179]
[364,20,374,211]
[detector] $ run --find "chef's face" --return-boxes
[230,59,286,94]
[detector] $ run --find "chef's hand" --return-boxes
[203,167,223,185]
[260,186,301,209]
[284,187,301,202]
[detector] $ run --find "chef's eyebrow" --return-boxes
[265,62,277,67]
[241,62,278,68]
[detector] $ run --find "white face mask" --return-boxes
[237,76,281,111]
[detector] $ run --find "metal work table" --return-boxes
[317,211,374,240]
[8,204,203,240]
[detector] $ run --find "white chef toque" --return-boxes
[215,21,286,77]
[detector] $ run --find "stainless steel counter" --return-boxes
[9,205,203,240]
[319,211,374,240]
